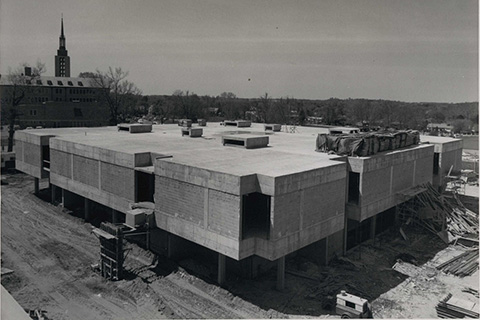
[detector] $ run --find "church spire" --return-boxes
[55,14,70,77]
[59,14,66,49]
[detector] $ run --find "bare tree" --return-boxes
[149,97,175,123]
[1,61,46,151]
[257,93,271,123]
[172,90,203,120]
[92,67,142,125]
[218,92,238,120]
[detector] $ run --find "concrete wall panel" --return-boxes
[155,160,241,195]
[23,141,41,167]
[208,190,240,239]
[271,191,301,238]
[16,141,24,162]
[100,162,135,201]
[15,161,41,179]
[361,167,391,205]
[392,162,414,192]
[155,176,205,224]
[273,164,346,195]
[441,149,462,174]
[50,149,72,178]
[73,155,99,188]
[154,213,241,259]
[302,179,345,229]
[415,156,434,185]
[50,139,136,168]
[50,173,131,213]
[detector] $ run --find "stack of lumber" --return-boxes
[435,250,479,277]
[436,293,479,318]
[400,183,478,239]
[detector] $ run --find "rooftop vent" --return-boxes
[264,124,281,132]
[117,123,152,133]
[223,120,251,127]
[222,134,269,149]
[181,127,203,137]
[178,119,192,127]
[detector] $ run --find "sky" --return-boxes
[0,0,478,102]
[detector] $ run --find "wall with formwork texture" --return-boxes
[14,131,54,179]
[241,163,347,261]
[49,138,137,214]
[420,136,463,188]
[154,160,243,259]
[346,144,435,222]
[154,158,347,262]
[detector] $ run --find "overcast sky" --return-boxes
[0,0,478,102]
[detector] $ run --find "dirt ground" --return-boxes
[1,173,479,319]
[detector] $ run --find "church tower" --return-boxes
[55,16,70,77]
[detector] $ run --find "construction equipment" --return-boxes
[335,290,373,318]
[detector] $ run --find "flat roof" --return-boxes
[21,123,345,176]
[419,135,462,144]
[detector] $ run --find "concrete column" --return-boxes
[343,217,349,255]
[394,206,399,226]
[84,198,91,222]
[217,253,226,286]
[276,256,285,291]
[370,215,377,240]
[324,236,330,266]
[112,209,118,224]
[61,189,65,207]
[167,234,173,259]
[51,185,57,203]
[34,178,40,195]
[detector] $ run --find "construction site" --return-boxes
[1,121,478,319]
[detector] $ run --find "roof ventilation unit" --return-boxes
[222,134,269,149]
[117,123,152,133]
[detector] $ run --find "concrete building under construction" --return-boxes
[14,123,462,289]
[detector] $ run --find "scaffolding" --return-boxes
[92,220,151,281]
[92,223,124,281]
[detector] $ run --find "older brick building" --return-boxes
[0,18,109,129]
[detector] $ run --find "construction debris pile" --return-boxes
[316,130,420,156]
[435,250,479,277]
[436,293,479,318]
[398,183,479,241]
[462,287,479,298]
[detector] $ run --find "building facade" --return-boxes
[14,123,463,289]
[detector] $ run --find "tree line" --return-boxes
[2,62,478,152]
